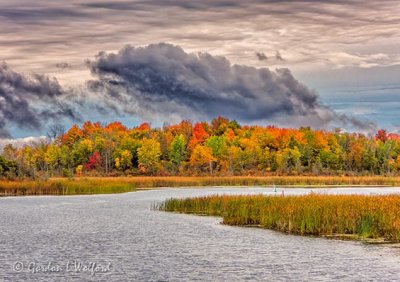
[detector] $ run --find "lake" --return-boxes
[1,187,400,281]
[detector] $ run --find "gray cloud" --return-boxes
[256,51,286,63]
[1,0,396,135]
[0,63,79,137]
[87,43,373,130]
[1,0,399,88]
[275,51,285,62]
[0,42,377,138]
[256,52,268,61]
[55,62,71,69]
[0,7,86,23]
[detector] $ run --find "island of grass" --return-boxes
[156,194,400,243]
[2,175,400,196]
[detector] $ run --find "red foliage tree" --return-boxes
[86,151,102,171]
[189,122,210,150]
[138,122,151,131]
[105,121,127,133]
[376,129,388,142]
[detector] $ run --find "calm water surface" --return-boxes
[1,187,400,281]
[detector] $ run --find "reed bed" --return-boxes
[0,178,136,196]
[2,175,400,196]
[59,175,400,188]
[156,194,400,242]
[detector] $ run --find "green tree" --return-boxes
[169,134,187,166]
[0,155,16,177]
[205,136,227,158]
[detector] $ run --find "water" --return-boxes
[1,187,400,281]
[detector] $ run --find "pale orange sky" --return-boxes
[1,0,400,138]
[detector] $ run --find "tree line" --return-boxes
[1,116,400,178]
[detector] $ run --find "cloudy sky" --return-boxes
[1,0,399,138]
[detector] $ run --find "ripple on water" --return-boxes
[1,187,400,281]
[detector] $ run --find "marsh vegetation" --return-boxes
[157,194,400,242]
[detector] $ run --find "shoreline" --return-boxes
[0,176,400,196]
[157,194,400,244]
[136,184,393,191]
[2,175,400,196]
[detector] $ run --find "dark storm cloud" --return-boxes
[0,63,79,137]
[87,43,372,129]
[1,0,396,136]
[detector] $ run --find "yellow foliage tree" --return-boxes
[137,139,161,174]
[190,144,215,174]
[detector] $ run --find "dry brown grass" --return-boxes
[0,178,136,196]
[61,175,400,188]
[1,175,400,196]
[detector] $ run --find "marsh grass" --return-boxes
[156,194,400,242]
[2,175,400,196]
[122,176,400,187]
[0,178,136,196]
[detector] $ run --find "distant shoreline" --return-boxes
[2,175,400,196]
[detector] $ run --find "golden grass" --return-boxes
[2,175,400,196]
[54,175,400,187]
[156,194,400,242]
[0,178,136,196]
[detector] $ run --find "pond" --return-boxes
[1,187,400,281]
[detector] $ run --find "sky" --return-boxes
[1,0,400,139]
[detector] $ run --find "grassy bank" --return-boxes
[2,175,400,196]
[156,194,400,242]
[0,178,136,196]
[124,176,400,187]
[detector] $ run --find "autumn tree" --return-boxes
[62,124,83,146]
[86,152,102,171]
[188,122,209,151]
[115,150,133,171]
[137,139,161,174]
[276,147,301,173]
[6,117,400,178]
[73,139,93,168]
[45,145,61,175]
[190,145,215,174]
[376,129,388,143]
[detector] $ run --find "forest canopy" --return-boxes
[1,117,399,178]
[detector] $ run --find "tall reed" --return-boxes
[0,178,136,196]
[120,176,400,187]
[157,194,400,242]
[2,175,400,196]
